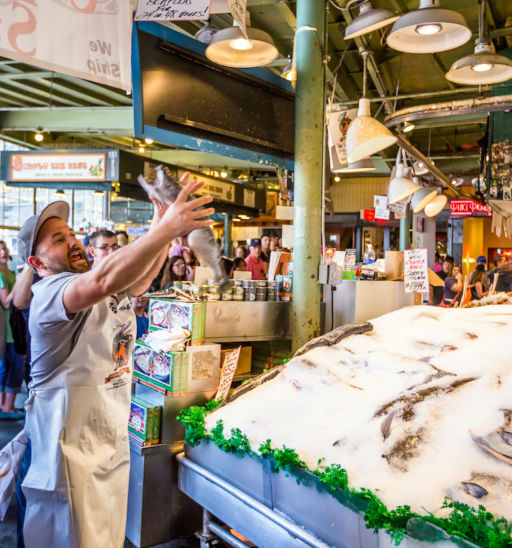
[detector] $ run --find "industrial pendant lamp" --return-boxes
[345,0,398,40]
[446,0,512,85]
[346,49,397,164]
[205,15,279,68]
[387,0,471,54]
[388,149,421,205]
[424,193,447,217]
[333,157,377,174]
[411,186,438,212]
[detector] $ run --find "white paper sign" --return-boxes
[10,153,107,182]
[228,0,248,39]
[327,108,357,171]
[388,198,408,220]
[374,195,390,220]
[404,248,429,294]
[215,346,241,401]
[134,0,211,21]
[0,1,132,91]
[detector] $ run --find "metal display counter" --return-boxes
[204,301,291,342]
[178,441,479,548]
[323,280,414,328]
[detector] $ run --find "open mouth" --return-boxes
[69,250,85,263]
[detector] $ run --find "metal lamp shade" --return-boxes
[446,43,512,85]
[411,187,437,213]
[206,26,279,68]
[424,194,447,217]
[386,1,471,54]
[333,157,377,173]
[413,160,430,175]
[346,98,398,164]
[345,2,398,40]
[388,164,421,205]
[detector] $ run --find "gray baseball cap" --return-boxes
[18,201,70,265]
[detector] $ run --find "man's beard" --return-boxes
[44,249,90,274]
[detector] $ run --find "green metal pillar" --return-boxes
[399,204,411,251]
[292,0,326,352]
[224,214,232,257]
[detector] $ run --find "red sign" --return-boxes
[361,209,376,221]
[450,200,492,217]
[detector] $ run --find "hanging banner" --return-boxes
[228,0,248,39]
[0,1,132,91]
[10,153,107,182]
[404,248,429,294]
[134,0,211,21]
[327,108,357,171]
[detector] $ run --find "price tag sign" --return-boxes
[228,0,248,39]
[404,249,429,294]
[215,346,242,401]
[134,0,211,21]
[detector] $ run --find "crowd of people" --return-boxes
[431,251,512,306]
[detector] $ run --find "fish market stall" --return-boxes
[178,301,512,547]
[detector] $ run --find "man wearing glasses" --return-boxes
[88,229,120,268]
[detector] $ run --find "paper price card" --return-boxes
[228,0,248,38]
[135,0,211,21]
[215,346,242,401]
[404,248,429,294]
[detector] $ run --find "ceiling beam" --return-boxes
[0,107,133,133]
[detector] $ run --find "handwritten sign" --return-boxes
[135,0,211,21]
[228,0,248,39]
[215,346,241,401]
[404,249,429,294]
[374,195,390,221]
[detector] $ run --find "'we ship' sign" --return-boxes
[404,248,429,294]
[134,0,211,21]
[0,1,132,91]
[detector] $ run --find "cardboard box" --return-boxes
[221,345,252,376]
[385,251,404,280]
[128,396,162,445]
[133,341,188,394]
[133,342,221,396]
[148,299,206,345]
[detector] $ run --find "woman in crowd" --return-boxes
[469,264,488,301]
[159,255,189,290]
[0,241,25,418]
[443,263,464,306]
[235,245,247,259]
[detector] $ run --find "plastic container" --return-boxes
[363,244,376,264]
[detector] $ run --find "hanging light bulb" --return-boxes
[138,145,145,154]
[334,176,341,182]
[144,137,153,145]
[34,130,44,142]
[403,121,415,133]
[446,1,512,85]
[387,0,471,54]
[346,48,397,164]
[344,0,398,40]
[205,15,278,68]
[220,171,228,178]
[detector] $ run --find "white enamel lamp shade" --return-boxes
[346,98,398,164]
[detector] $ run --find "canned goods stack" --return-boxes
[221,288,232,301]
[208,284,220,301]
[232,286,244,301]
[256,280,267,301]
[267,280,279,301]
[243,280,257,301]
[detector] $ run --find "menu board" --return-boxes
[404,249,429,294]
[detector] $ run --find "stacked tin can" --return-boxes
[267,280,279,301]
[255,280,267,301]
[242,280,257,301]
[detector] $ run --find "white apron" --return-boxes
[22,292,136,548]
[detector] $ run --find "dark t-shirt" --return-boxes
[433,270,448,306]
[489,268,512,292]
[443,277,461,303]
